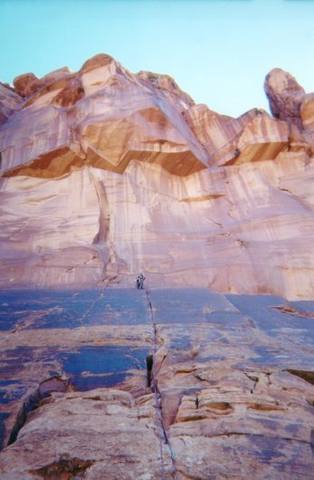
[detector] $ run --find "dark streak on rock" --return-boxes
[287,369,314,385]
[31,454,94,480]
[7,376,69,447]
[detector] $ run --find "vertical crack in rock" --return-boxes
[145,288,176,479]
[7,376,69,446]
[89,169,120,284]
[91,177,110,245]
[146,353,154,388]
[75,288,106,328]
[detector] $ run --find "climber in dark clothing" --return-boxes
[139,273,145,289]
[136,273,145,289]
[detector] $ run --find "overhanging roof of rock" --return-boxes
[0,54,313,179]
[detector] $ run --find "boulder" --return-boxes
[264,68,305,127]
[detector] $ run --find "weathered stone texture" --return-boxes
[0,54,313,299]
[0,289,313,478]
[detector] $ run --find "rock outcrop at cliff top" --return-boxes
[0,55,313,299]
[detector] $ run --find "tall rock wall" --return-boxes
[0,55,313,299]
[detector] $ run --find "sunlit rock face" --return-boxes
[265,67,314,145]
[0,83,22,126]
[264,68,306,126]
[0,54,313,299]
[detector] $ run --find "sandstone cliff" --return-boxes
[0,55,313,299]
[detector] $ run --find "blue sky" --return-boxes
[0,0,313,116]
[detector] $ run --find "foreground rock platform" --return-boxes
[0,288,313,478]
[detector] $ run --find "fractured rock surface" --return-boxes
[0,390,173,480]
[0,55,313,298]
[0,288,313,478]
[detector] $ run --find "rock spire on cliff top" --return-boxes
[265,67,314,135]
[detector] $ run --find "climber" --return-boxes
[139,273,145,289]
[136,273,145,289]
